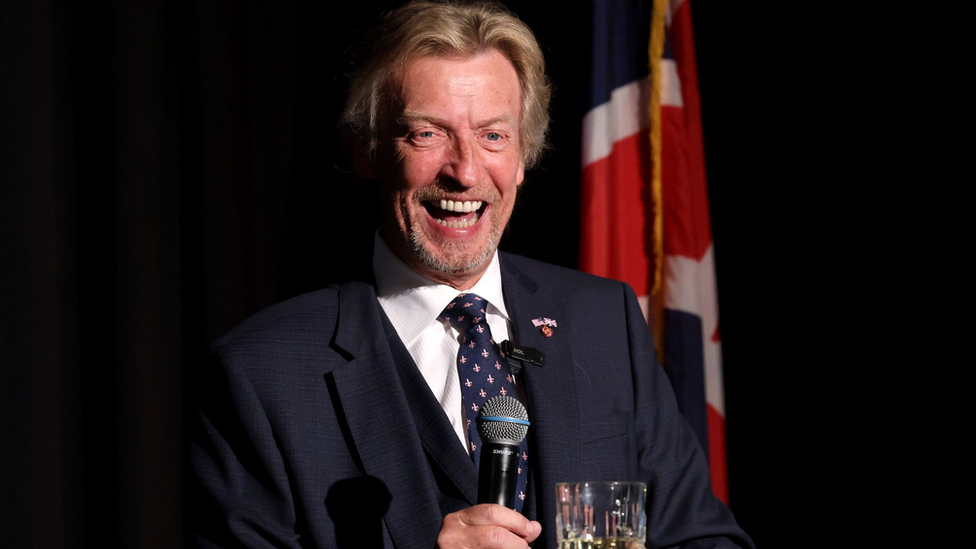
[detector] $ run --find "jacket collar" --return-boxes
[330,280,444,549]
[499,254,581,541]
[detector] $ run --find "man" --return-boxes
[189,2,753,548]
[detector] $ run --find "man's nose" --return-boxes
[444,135,483,188]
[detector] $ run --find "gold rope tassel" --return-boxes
[647,0,667,361]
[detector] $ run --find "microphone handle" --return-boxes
[477,441,521,508]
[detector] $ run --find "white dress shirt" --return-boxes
[373,234,513,455]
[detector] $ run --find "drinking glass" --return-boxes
[554,481,646,549]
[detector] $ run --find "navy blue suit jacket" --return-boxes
[189,253,753,548]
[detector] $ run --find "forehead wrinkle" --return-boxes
[449,85,480,98]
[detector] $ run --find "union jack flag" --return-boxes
[579,0,729,503]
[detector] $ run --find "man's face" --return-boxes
[369,50,525,289]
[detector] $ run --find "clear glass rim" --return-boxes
[554,481,647,489]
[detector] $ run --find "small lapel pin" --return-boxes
[531,317,557,337]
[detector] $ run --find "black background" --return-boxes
[2,1,844,547]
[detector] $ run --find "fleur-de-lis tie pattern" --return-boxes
[442,293,528,512]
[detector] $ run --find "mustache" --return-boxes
[412,183,499,205]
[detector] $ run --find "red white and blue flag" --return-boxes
[579,0,728,503]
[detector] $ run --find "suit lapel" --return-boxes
[379,310,479,505]
[330,281,443,549]
[500,257,580,542]
[328,259,581,547]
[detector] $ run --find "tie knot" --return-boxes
[442,293,489,332]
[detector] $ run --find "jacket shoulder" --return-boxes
[211,286,344,354]
[500,252,633,298]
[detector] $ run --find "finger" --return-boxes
[456,504,537,537]
[523,520,541,542]
[446,525,534,549]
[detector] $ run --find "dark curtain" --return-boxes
[1,1,584,546]
[2,0,825,547]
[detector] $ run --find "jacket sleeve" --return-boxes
[187,346,304,549]
[621,283,755,549]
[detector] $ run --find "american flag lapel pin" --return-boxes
[531,317,557,337]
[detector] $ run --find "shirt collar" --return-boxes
[372,233,510,346]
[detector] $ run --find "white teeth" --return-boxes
[431,199,484,229]
[436,199,483,213]
[435,211,481,228]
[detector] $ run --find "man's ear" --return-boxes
[516,160,525,187]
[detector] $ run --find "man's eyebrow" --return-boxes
[474,115,515,129]
[397,112,515,129]
[397,112,449,127]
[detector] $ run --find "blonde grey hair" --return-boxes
[343,0,551,169]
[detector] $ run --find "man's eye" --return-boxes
[416,131,435,139]
[484,132,502,141]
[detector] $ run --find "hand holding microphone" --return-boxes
[437,395,536,549]
[436,506,541,549]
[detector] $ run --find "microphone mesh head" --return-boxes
[477,395,529,443]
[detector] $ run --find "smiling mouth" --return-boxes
[425,199,487,229]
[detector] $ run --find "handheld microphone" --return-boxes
[476,395,530,508]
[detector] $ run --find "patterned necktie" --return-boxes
[442,292,529,512]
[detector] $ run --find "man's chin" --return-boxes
[409,234,497,281]
[414,246,492,277]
